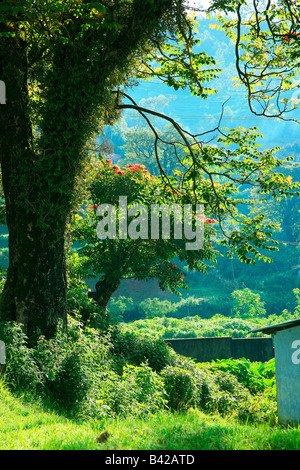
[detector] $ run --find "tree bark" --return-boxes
[94,277,121,313]
[0,34,69,338]
[0,220,67,338]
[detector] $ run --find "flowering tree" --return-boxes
[70,159,217,313]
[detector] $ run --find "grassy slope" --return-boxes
[1,380,300,450]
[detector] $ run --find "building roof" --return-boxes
[250,318,300,335]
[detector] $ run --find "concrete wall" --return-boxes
[165,336,274,363]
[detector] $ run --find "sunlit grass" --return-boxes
[1,380,300,450]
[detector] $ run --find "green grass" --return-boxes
[0,381,99,450]
[1,380,300,450]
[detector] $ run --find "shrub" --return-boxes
[110,327,174,373]
[0,321,43,391]
[205,369,251,416]
[67,281,110,330]
[161,366,199,410]
[121,363,168,416]
[108,296,134,323]
[232,288,266,319]
[209,358,276,395]
[234,391,278,424]
[139,298,176,319]
[35,316,112,416]
[93,363,167,418]
[1,316,114,417]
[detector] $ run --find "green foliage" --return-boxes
[0,316,173,418]
[66,279,110,329]
[110,327,174,374]
[118,364,167,417]
[209,358,276,395]
[120,314,262,340]
[143,16,221,98]
[70,159,215,311]
[35,317,111,415]
[161,366,199,410]
[108,296,134,323]
[160,353,276,423]
[215,0,300,119]
[139,297,176,319]
[232,288,266,319]
[0,322,43,390]
[204,357,277,424]
[0,313,278,425]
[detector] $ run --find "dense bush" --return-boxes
[0,317,173,419]
[67,282,110,330]
[0,321,43,390]
[0,315,278,424]
[120,315,262,340]
[209,358,276,395]
[109,327,174,373]
[161,354,277,424]
[161,366,199,410]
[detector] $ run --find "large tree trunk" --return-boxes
[0,34,70,339]
[0,219,67,338]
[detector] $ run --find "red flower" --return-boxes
[89,204,98,209]
[108,159,112,165]
[205,218,216,224]
[180,275,184,280]
[282,32,300,44]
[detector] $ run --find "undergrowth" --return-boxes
[0,314,277,426]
